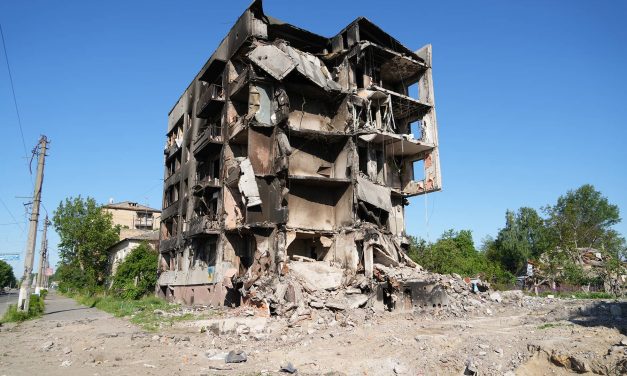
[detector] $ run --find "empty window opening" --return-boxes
[376,149,385,183]
[163,185,179,208]
[409,121,422,139]
[407,82,419,99]
[193,240,217,269]
[358,146,368,175]
[412,159,425,183]
[287,235,330,261]
[160,253,171,272]
[358,200,389,229]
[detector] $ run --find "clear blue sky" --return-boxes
[1,0,626,277]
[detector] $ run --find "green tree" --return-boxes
[410,230,514,285]
[0,260,17,288]
[544,184,620,260]
[53,196,120,292]
[541,185,624,292]
[486,207,550,275]
[111,242,158,299]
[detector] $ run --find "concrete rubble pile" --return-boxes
[240,252,515,321]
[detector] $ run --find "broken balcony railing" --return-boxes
[193,123,223,157]
[185,215,220,237]
[192,175,221,196]
[196,83,225,118]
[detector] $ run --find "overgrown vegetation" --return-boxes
[408,230,515,286]
[0,294,45,323]
[410,184,626,295]
[53,196,120,294]
[537,322,573,330]
[110,242,158,299]
[65,293,213,331]
[0,260,17,288]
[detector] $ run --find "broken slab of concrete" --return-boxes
[288,261,344,291]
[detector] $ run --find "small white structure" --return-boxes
[107,230,159,281]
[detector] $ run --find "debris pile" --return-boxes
[239,255,512,320]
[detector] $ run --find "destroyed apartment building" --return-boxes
[158,0,441,312]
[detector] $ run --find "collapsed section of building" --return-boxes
[158,0,441,312]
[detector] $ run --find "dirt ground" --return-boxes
[0,292,625,376]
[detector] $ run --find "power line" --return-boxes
[0,23,29,162]
[0,197,24,232]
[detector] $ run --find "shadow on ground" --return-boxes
[44,307,91,315]
[568,300,627,335]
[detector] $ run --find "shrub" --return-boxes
[110,242,158,300]
[409,231,515,285]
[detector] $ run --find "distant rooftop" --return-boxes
[103,201,161,213]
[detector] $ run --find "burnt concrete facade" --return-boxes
[158,0,441,306]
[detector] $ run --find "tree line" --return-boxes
[409,184,626,293]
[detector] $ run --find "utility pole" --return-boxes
[35,215,50,295]
[17,135,48,312]
[44,254,49,289]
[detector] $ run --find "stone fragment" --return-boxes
[489,292,502,303]
[41,341,54,351]
[60,360,72,367]
[325,300,346,311]
[347,294,369,309]
[280,362,297,373]
[289,262,343,291]
[225,350,247,363]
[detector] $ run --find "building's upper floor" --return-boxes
[103,201,162,235]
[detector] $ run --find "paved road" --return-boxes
[0,291,18,317]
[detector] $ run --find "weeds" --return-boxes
[1,294,45,323]
[66,293,216,331]
[537,322,572,330]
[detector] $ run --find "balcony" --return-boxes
[192,176,221,197]
[184,215,220,238]
[196,83,225,119]
[193,124,222,158]
[370,85,431,123]
[161,200,180,220]
[134,217,154,229]
[164,142,181,161]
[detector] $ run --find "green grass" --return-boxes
[1,294,46,323]
[537,322,573,330]
[68,293,217,331]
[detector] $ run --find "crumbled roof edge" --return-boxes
[169,0,421,116]
[106,230,160,252]
[102,201,161,213]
